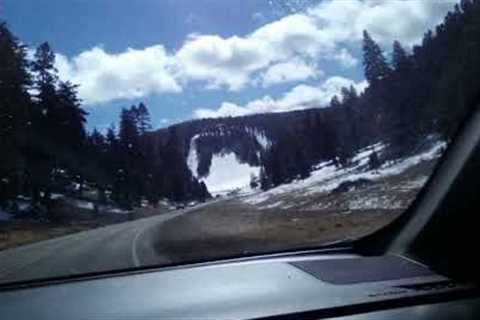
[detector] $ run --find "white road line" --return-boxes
[131,227,143,267]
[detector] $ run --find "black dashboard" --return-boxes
[0,252,477,319]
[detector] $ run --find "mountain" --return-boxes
[149,106,378,195]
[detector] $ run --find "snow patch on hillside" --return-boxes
[246,127,271,150]
[187,134,200,177]
[187,131,262,195]
[242,141,445,207]
[200,152,260,195]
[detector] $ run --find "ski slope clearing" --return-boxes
[198,152,260,195]
[241,141,446,211]
[187,133,261,195]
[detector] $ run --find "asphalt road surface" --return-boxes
[0,204,205,285]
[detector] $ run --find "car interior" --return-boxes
[0,0,480,320]
[1,102,479,320]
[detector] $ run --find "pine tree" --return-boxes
[0,22,32,202]
[392,41,413,72]
[32,42,58,116]
[362,31,391,84]
[329,95,341,108]
[119,107,139,152]
[136,102,152,135]
[56,81,87,151]
[388,41,419,157]
[106,124,117,147]
[31,42,60,200]
[340,86,360,156]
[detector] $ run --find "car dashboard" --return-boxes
[0,252,478,319]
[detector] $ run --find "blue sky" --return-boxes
[2,0,458,131]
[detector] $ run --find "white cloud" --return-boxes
[53,0,458,105]
[308,0,458,46]
[260,59,321,87]
[194,76,368,119]
[164,1,456,92]
[55,46,181,105]
[175,34,272,91]
[332,48,359,68]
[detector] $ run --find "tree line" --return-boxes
[1,0,479,208]
[0,23,209,214]
[259,0,480,189]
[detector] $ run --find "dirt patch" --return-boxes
[0,221,91,250]
[153,161,436,264]
[155,201,401,263]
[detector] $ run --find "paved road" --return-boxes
[0,205,203,285]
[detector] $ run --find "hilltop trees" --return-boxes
[0,23,32,203]
[90,103,211,208]
[259,0,480,190]
[30,42,88,203]
[2,0,480,203]
[0,27,92,209]
[0,21,211,213]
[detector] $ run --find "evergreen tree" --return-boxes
[392,41,413,72]
[32,42,58,117]
[56,81,87,151]
[119,107,139,152]
[30,42,60,202]
[329,95,341,108]
[0,22,32,202]
[388,41,419,157]
[106,124,117,147]
[136,102,152,135]
[362,31,391,84]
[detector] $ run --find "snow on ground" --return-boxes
[187,134,200,177]
[103,207,131,214]
[200,152,260,195]
[347,195,405,211]
[187,133,261,196]
[69,199,95,210]
[305,140,444,195]
[242,141,446,207]
[246,127,271,150]
[51,193,65,200]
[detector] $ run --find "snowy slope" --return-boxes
[199,152,260,195]
[187,134,261,195]
[187,134,201,177]
[241,141,446,210]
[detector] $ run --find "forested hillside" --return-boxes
[1,0,479,215]
[153,0,480,192]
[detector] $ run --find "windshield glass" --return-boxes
[0,0,478,285]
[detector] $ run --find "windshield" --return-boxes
[0,0,478,285]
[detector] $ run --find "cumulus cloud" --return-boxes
[54,0,458,105]
[332,48,359,68]
[194,76,368,119]
[260,59,321,87]
[175,1,455,90]
[175,34,272,90]
[308,0,458,46]
[55,46,181,105]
